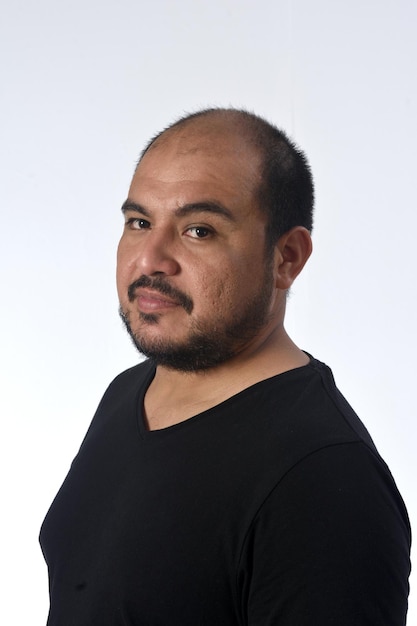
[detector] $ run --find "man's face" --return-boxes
[116,128,280,371]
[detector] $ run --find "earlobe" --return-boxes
[274,226,313,290]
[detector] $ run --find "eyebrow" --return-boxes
[120,199,236,222]
[121,200,150,217]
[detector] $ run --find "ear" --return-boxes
[273,226,312,290]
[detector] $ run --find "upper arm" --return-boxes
[238,442,411,626]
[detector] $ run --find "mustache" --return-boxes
[127,275,194,314]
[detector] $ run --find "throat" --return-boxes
[142,339,310,431]
[143,372,228,430]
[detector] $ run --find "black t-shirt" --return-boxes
[40,357,411,625]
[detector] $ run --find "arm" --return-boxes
[238,442,411,625]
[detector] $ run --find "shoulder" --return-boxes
[236,356,377,464]
[78,359,155,442]
[98,359,155,407]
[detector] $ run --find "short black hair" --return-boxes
[139,107,314,247]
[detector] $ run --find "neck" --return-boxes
[143,325,308,431]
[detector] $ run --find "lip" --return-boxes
[134,288,180,313]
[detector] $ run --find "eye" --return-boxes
[186,226,212,239]
[126,217,151,230]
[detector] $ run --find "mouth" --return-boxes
[134,288,181,313]
[127,276,194,314]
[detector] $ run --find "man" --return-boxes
[40,108,411,625]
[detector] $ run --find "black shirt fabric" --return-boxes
[40,357,411,625]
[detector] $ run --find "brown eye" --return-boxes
[187,226,211,239]
[127,218,150,230]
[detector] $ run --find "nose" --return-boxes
[128,228,180,277]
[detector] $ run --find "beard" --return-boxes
[119,262,275,372]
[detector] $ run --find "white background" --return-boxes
[1,0,415,623]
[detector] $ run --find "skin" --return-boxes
[117,122,312,430]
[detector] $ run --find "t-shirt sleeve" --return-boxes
[237,442,411,626]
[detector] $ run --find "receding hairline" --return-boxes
[137,108,282,165]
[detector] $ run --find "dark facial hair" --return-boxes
[119,256,274,372]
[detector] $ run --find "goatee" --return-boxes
[119,265,274,372]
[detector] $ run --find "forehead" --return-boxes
[129,127,262,214]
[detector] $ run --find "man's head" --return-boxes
[117,108,313,371]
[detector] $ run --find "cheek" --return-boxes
[116,243,132,300]
[192,266,242,313]
[116,237,128,269]
[115,268,125,303]
[116,237,138,278]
